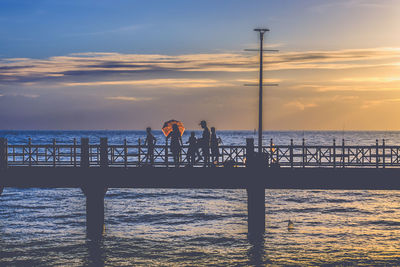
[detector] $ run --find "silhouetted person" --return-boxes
[210,127,222,165]
[187,132,200,166]
[199,120,210,167]
[167,124,182,167]
[144,127,156,165]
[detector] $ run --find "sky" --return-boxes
[1,0,400,130]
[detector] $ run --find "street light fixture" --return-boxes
[245,28,279,154]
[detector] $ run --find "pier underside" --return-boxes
[1,167,400,190]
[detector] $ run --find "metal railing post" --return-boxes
[138,138,141,166]
[73,138,77,167]
[290,139,294,168]
[342,139,345,168]
[0,138,7,170]
[376,139,379,168]
[53,139,56,167]
[382,139,385,169]
[302,138,305,168]
[28,137,32,167]
[270,138,273,165]
[124,139,128,168]
[165,139,169,167]
[318,146,321,166]
[333,139,336,168]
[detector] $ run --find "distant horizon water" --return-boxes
[1,129,400,131]
[1,130,400,146]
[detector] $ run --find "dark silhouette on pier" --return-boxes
[144,127,156,165]
[210,127,221,164]
[166,124,183,167]
[187,132,200,166]
[199,120,210,167]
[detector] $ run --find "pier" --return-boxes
[1,137,400,239]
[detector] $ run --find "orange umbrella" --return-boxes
[162,119,185,137]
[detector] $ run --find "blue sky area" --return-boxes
[1,0,400,130]
[2,0,397,58]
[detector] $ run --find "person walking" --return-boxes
[167,124,183,167]
[144,127,156,165]
[199,120,210,167]
[210,127,222,165]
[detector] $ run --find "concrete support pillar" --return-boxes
[82,186,107,240]
[247,187,265,235]
[80,137,108,239]
[0,137,7,196]
[246,138,265,236]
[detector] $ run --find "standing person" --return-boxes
[199,120,210,167]
[210,127,222,165]
[167,124,183,167]
[144,127,156,165]
[187,132,197,166]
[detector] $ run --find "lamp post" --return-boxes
[245,28,279,154]
[254,28,268,153]
[245,29,278,154]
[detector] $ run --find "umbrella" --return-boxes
[162,119,185,137]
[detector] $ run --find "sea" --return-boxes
[1,130,400,266]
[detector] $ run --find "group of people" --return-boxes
[144,120,222,167]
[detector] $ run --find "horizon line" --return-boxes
[1,129,400,132]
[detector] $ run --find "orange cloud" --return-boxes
[105,96,153,101]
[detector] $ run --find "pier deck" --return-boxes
[1,167,400,190]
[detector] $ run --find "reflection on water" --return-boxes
[1,131,400,265]
[247,232,267,266]
[85,240,105,267]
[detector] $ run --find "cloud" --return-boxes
[105,96,153,101]
[336,77,400,83]
[0,93,39,98]
[291,84,400,93]
[16,93,40,98]
[331,95,360,101]
[63,78,233,88]
[0,47,399,89]
[284,100,318,111]
[267,48,400,70]
[361,98,400,109]
[236,78,282,84]
[309,0,388,13]
[64,24,143,37]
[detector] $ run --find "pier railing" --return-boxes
[2,137,247,168]
[1,137,399,168]
[265,139,398,168]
